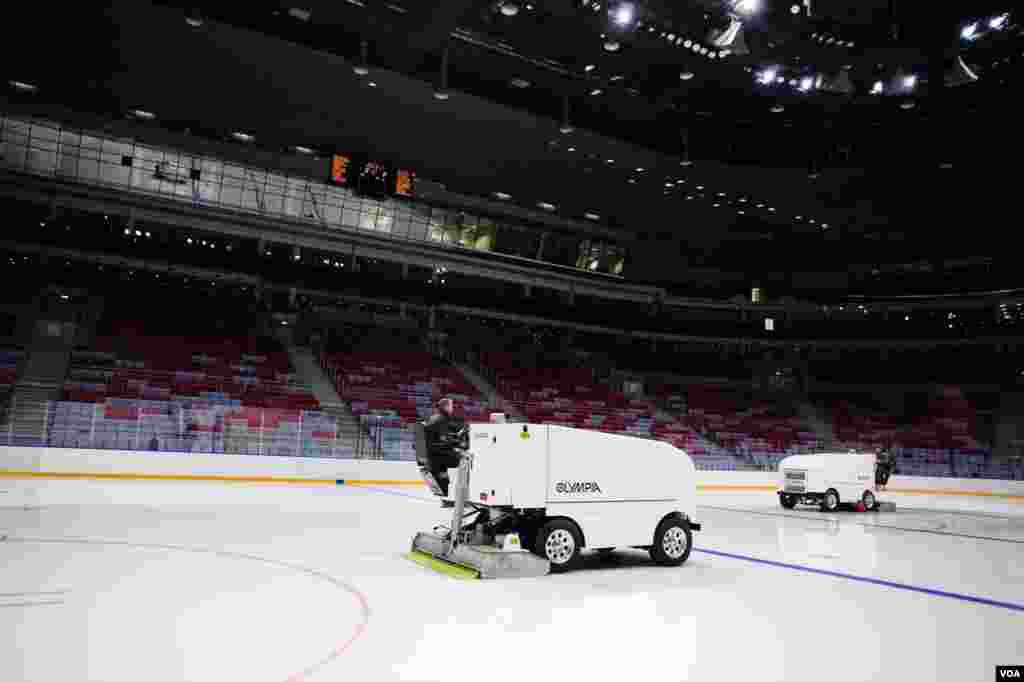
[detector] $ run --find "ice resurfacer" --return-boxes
[409,414,702,579]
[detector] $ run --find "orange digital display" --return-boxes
[330,154,351,185]
[395,169,415,197]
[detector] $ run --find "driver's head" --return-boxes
[437,398,454,416]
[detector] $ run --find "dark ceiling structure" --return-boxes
[2,0,1021,252]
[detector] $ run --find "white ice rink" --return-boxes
[1,479,1022,682]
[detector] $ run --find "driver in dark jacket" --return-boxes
[423,398,465,493]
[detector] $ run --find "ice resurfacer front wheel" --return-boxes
[650,516,693,566]
[536,519,583,573]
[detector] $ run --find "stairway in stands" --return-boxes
[450,358,523,421]
[2,339,72,447]
[284,343,363,458]
[795,399,835,450]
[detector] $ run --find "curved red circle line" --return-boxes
[5,536,371,682]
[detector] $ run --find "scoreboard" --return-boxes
[329,153,415,199]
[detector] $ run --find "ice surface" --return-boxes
[1,480,1022,682]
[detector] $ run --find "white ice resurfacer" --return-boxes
[778,452,895,512]
[409,416,702,579]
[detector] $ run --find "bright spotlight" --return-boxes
[903,74,916,89]
[790,4,800,14]
[871,80,884,95]
[757,68,777,84]
[613,3,633,26]
[799,76,813,91]
[990,14,1008,30]
[733,0,758,14]
[961,22,978,40]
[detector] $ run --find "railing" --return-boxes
[0,398,399,460]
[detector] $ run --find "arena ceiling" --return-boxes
[2,0,1021,247]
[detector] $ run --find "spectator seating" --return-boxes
[653,383,819,466]
[476,352,758,468]
[1,348,21,400]
[63,326,318,410]
[323,351,491,460]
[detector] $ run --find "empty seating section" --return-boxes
[654,384,820,470]
[65,328,318,409]
[818,386,1014,478]
[45,328,350,457]
[323,351,491,460]
[477,351,718,460]
[0,348,20,400]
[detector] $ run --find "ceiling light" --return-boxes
[584,64,596,72]
[961,22,978,40]
[732,0,758,14]
[131,109,155,120]
[368,81,378,87]
[510,78,531,88]
[353,64,370,76]
[757,69,777,85]
[635,167,645,172]
[584,212,601,220]
[900,100,915,110]
[799,77,813,91]
[990,14,1009,30]
[538,202,556,211]
[680,160,692,167]
[500,1,520,16]
[232,132,254,142]
[493,192,512,200]
[612,3,633,26]
[568,147,576,152]
[560,124,575,134]
[691,43,701,53]
[790,3,800,14]
[434,89,449,100]
[590,88,603,95]
[771,105,785,113]
[903,74,916,88]
[9,80,38,92]
[684,39,693,48]
[871,81,884,95]
[294,145,314,154]
[680,71,695,80]
[604,40,621,52]
[606,158,615,164]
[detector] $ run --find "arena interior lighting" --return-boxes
[612,3,633,26]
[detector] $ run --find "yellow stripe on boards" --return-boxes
[344,480,428,487]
